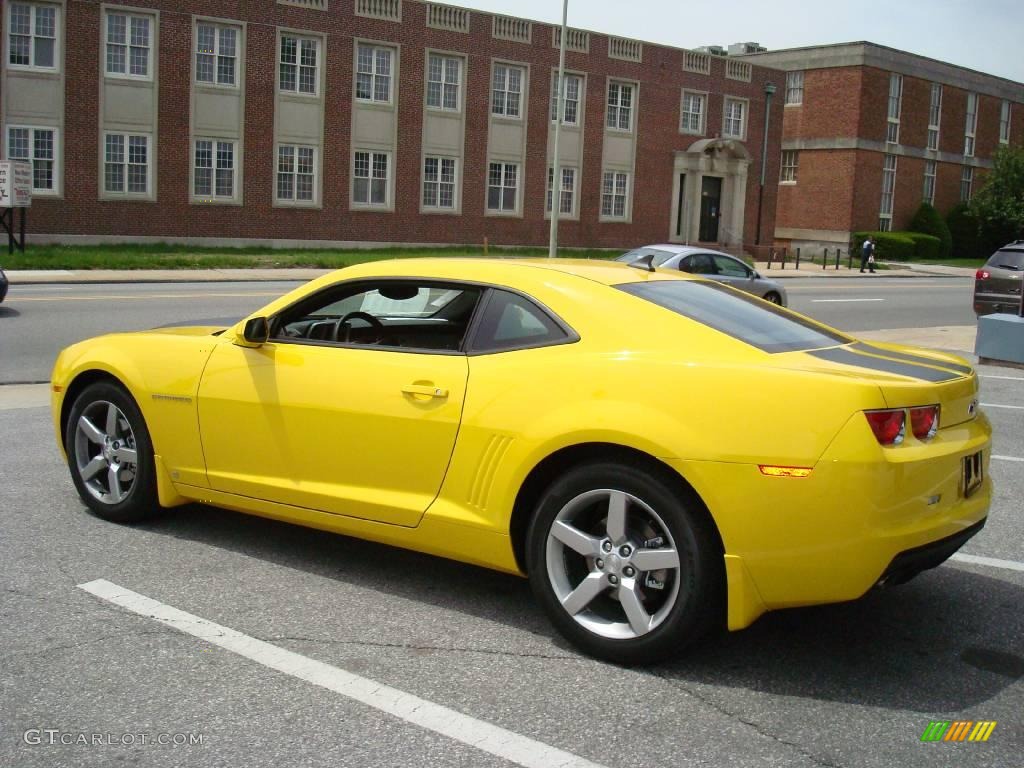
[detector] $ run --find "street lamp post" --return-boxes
[755,81,776,247]
[548,0,569,258]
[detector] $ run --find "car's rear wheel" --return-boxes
[763,291,783,305]
[526,461,722,664]
[65,381,159,523]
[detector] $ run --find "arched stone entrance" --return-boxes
[668,138,752,246]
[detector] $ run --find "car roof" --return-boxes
[629,244,736,258]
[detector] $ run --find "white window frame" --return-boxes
[606,80,634,132]
[546,165,577,219]
[784,70,803,106]
[5,124,59,195]
[600,170,630,221]
[421,155,459,213]
[960,165,973,202]
[104,9,154,81]
[780,150,798,183]
[352,149,391,209]
[486,161,520,216]
[964,92,978,157]
[192,138,239,203]
[275,144,319,206]
[6,2,60,72]
[102,131,152,198]
[999,100,1011,145]
[879,153,897,231]
[927,83,942,152]
[723,96,747,140]
[355,42,394,104]
[426,52,463,112]
[680,90,706,135]
[923,159,936,206]
[491,62,524,119]
[195,21,239,88]
[886,73,902,145]
[278,32,320,96]
[550,72,583,126]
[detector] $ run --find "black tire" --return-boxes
[526,460,723,665]
[763,291,783,305]
[65,381,160,523]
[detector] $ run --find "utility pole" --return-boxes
[548,0,569,258]
[755,81,776,247]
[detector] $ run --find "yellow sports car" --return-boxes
[51,259,991,664]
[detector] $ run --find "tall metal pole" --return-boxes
[755,81,776,246]
[548,0,569,258]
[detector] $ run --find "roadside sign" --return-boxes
[0,161,32,208]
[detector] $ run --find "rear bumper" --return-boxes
[879,517,985,586]
[974,292,1022,316]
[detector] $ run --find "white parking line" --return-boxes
[78,579,605,768]
[980,374,1024,382]
[811,298,885,303]
[993,455,1024,462]
[981,403,1024,410]
[951,554,1024,573]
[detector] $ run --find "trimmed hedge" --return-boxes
[851,231,915,261]
[904,232,943,262]
[946,202,983,260]
[908,203,953,259]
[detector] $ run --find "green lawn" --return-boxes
[2,243,619,271]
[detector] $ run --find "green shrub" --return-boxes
[946,202,983,260]
[908,203,953,259]
[904,232,942,261]
[851,231,916,261]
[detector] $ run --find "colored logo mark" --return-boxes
[920,721,997,742]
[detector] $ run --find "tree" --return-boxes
[908,202,952,259]
[946,203,982,260]
[969,145,1024,251]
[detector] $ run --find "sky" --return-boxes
[444,0,1024,83]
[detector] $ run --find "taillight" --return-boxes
[910,405,940,440]
[976,269,991,280]
[865,409,905,445]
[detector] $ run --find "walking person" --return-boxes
[860,236,876,273]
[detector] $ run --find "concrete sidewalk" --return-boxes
[750,261,977,279]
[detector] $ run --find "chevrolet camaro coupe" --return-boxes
[52,259,991,663]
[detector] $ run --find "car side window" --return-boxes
[686,254,716,275]
[470,290,572,353]
[712,254,751,278]
[271,280,481,352]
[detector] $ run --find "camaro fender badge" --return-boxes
[968,399,978,417]
[152,394,193,404]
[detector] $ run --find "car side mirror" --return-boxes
[237,316,270,348]
[751,271,760,280]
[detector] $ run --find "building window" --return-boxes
[606,81,634,131]
[546,166,576,215]
[106,11,152,79]
[8,2,58,70]
[601,171,629,218]
[6,125,57,193]
[196,23,237,87]
[550,73,581,125]
[103,133,150,196]
[886,73,902,144]
[927,83,942,151]
[960,166,973,202]
[353,150,389,206]
[999,100,1011,145]
[280,35,319,95]
[427,53,461,111]
[923,159,936,206]
[277,145,317,203]
[784,70,803,105]
[723,97,746,139]
[487,162,518,213]
[491,63,523,118]
[356,44,393,103]
[964,92,978,157]
[423,156,457,210]
[780,150,798,183]
[194,139,236,200]
[879,153,897,231]
[680,91,705,135]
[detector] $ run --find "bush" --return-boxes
[904,232,943,262]
[851,231,916,261]
[908,203,953,259]
[946,203,983,260]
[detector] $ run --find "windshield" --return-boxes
[615,248,677,267]
[618,280,849,353]
[986,249,1024,271]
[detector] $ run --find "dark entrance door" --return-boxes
[675,173,686,238]
[699,176,722,242]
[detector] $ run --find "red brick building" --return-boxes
[742,43,1024,254]
[0,0,783,249]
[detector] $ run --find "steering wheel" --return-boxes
[337,311,385,344]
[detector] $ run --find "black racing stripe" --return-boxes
[852,342,974,375]
[808,347,962,382]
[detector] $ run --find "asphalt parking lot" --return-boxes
[1,360,1022,768]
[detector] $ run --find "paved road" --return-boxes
[0,276,978,384]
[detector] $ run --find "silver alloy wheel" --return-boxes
[73,400,138,505]
[545,488,682,640]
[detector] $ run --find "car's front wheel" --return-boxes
[65,381,159,523]
[763,291,783,305]
[526,460,722,664]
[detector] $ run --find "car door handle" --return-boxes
[402,384,449,398]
